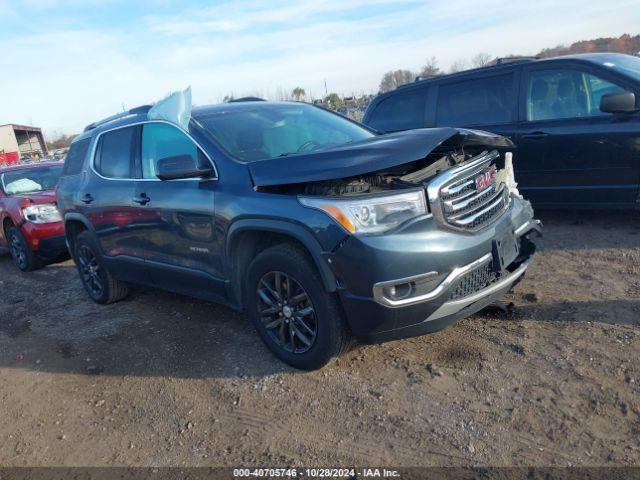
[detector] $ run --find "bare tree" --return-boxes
[419,56,441,78]
[449,59,467,73]
[292,87,306,101]
[471,52,492,68]
[379,69,416,93]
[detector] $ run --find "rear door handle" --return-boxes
[132,193,150,205]
[522,132,550,140]
[81,194,94,204]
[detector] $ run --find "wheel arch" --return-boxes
[225,219,338,308]
[63,213,98,257]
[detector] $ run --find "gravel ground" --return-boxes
[0,210,638,467]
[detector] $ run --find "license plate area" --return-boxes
[492,230,519,272]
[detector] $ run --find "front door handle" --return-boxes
[132,193,150,206]
[522,131,550,140]
[81,193,94,204]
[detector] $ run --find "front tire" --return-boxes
[245,243,350,370]
[74,231,128,304]
[7,226,42,272]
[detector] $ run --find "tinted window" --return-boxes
[198,103,374,162]
[141,123,202,179]
[367,88,428,132]
[436,74,514,126]
[95,127,135,178]
[61,138,90,176]
[526,69,626,121]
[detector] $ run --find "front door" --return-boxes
[131,122,224,301]
[517,64,640,207]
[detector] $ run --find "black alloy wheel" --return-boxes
[76,244,104,298]
[256,271,318,354]
[8,230,28,270]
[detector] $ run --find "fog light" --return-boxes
[384,282,414,300]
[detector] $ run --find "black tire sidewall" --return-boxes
[7,227,36,272]
[245,246,343,370]
[75,232,111,303]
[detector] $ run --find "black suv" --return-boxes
[57,100,539,369]
[363,53,640,209]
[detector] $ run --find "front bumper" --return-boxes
[19,221,69,261]
[328,196,540,343]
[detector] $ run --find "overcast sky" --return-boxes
[2,0,640,136]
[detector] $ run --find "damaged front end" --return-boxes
[253,128,521,235]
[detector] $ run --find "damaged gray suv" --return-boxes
[56,100,541,370]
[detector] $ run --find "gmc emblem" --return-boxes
[475,167,496,193]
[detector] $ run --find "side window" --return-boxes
[61,138,91,176]
[367,88,428,132]
[526,69,626,121]
[436,74,514,127]
[586,73,626,113]
[141,123,204,179]
[95,127,136,179]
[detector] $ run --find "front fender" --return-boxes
[225,218,338,293]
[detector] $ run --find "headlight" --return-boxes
[299,189,427,234]
[22,204,62,224]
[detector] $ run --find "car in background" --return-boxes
[57,100,539,369]
[363,53,640,209]
[0,161,68,271]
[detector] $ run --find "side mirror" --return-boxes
[156,154,213,181]
[600,91,637,114]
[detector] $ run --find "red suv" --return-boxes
[0,162,68,271]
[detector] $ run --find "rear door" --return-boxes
[131,122,223,302]
[434,71,520,143]
[85,126,152,280]
[365,85,434,132]
[516,62,640,206]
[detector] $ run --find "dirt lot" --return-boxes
[0,211,639,467]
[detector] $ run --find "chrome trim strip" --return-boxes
[373,253,493,308]
[515,218,543,237]
[425,256,532,321]
[427,150,508,234]
[87,119,219,182]
[449,189,509,226]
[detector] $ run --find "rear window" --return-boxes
[436,74,515,127]
[61,138,91,176]
[1,165,63,195]
[367,88,428,132]
[94,126,136,179]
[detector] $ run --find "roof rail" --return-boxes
[228,97,266,102]
[495,56,538,65]
[83,104,153,132]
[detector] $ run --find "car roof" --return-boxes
[75,100,311,143]
[0,161,64,173]
[192,100,308,118]
[393,52,633,93]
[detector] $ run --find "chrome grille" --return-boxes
[427,150,511,233]
[448,262,496,301]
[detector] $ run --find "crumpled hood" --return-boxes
[248,127,513,187]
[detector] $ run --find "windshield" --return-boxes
[601,55,640,82]
[198,103,375,162]
[1,165,63,195]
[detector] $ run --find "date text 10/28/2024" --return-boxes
[233,468,401,478]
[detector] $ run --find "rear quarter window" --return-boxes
[94,126,136,179]
[61,138,91,176]
[367,87,429,132]
[436,74,515,127]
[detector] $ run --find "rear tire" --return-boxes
[74,231,128,304]
[7,226,42,272]
[245,243,350,370]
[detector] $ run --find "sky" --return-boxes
[1,0,640,137]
